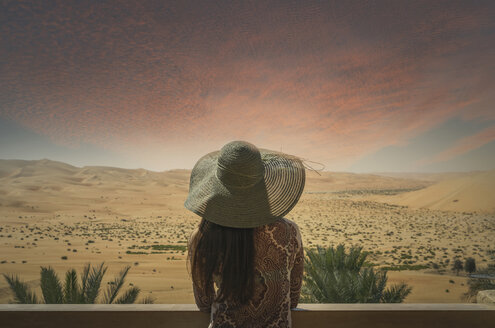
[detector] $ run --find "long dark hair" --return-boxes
[189,218,255,304]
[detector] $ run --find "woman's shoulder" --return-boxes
[275,217,300,230]
[281,217,299,226]
[258,217,301,235]
[255,217,302,250]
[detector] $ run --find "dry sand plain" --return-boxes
[0,159,494,304]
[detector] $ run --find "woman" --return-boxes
[185,140,305,328]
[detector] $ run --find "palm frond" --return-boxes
[79,263,91,303]
[2,273,38,304]
[40,266,63,304]
[303,244,412,303]
[102,265,131,304]
[300,283,317,303]
[114,287,140,304]
[84,262,107,303]
[381,283,413,303]
[139,295,155,304]
[63,269,80,303]
[3,263,145,305]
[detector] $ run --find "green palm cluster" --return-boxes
[301,244,412,303]
[2,262,154,304]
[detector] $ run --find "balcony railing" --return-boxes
[1,303,494,328]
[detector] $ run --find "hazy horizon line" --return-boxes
[1,157,492,175]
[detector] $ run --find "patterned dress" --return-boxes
[189,217,304,328]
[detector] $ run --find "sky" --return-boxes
[1,0,494,172]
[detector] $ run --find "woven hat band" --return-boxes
[216,161,264,188]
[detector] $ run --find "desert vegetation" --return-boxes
[462,263,495,302]
[302,244,412,303]
[2,262,154,304]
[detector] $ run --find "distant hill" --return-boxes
[380,170,495,213]
[0,159,190,186]
[0,159,191,217]
[0,159,492,217]
[304,171,430,192]
[371,171,480,182]
[0,159,430,194]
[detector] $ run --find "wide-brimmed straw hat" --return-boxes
[184,140,306,228]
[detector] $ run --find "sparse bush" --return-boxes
[465,258,476,274]
[452,259,463,275]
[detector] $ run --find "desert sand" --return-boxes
[375,170,495,213]
[0,159,493,304]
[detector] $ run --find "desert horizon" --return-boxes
[1,158,493,304]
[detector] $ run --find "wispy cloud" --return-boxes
[416,125,495,167]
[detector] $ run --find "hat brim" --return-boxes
[184,148,306,228]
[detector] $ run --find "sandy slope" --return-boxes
[378,170,495,213]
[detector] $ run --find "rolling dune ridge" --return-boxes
[378,171,495,213]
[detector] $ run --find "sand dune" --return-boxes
[379,170,495,213]
[0,159,431,216]
[0,159,78,179]
[0,159,191,218]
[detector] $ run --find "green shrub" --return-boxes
[2,262,154,304]
[302,244,412,303]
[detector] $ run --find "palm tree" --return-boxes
[302,244,412,303]
[3,262,154,304]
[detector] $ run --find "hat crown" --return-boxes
[216,141,264,188]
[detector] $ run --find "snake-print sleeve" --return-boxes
[290,224,304,309]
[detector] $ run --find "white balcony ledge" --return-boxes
[1,303,494,328]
